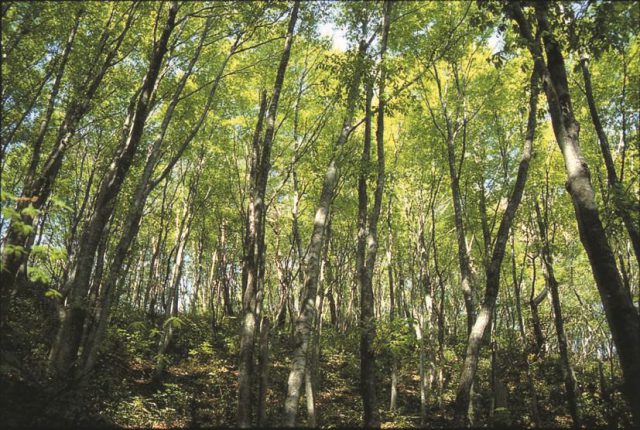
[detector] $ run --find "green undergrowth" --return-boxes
[0,305,631,428]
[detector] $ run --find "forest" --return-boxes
[1,0,639,428]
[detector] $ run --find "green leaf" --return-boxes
[51,196,72,211]
[28,266,51,284]
[2,206,20,220]
[21,204,38,219]
[0,190,17,202]
[163,316,184,329]
[3,244,25,257]
[15,222,34,235]
[44,288,63,299]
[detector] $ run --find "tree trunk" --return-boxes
[429,61,477,339]
[512,236,542,427]
[78,18,218,378]
[425,61,477,418]
[154,180,195,380]
[0,4,137,298]
[509,3,640,422]
[387,198,398,412]
[413,316,429,426]
[579,55,640,267]
[237,4,299,426]
[528,257,547,356]
[48,2,177,379]
[359,5,391,426]
[453,63,539,426]
[257,317,271,427]
[534,198,581,428]
[1,4,136,317]
[282,22,368,426]
[357,82,379,428]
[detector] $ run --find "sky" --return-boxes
[318,21,348,52]
[318,18,505,55]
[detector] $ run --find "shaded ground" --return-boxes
[0,319,433,429]
[1,311,618,428]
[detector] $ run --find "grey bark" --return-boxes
[512,236,542,427]
[1,3,137,301]
[579,55,640,267]
[509,2,640,422]
[357,82,379,428]
[76,15,237,379]
[425,62,476,338]
[358,4,391,425]
[48,1,178,379]
[257,317,271,427]
[534,197,581,428]
[528,257,547,356]
[282,24,369,427]
[387,197,398,412]
[0,8,81,327]
[453,63,540,426]
[153,178,195,380]
[237,3,299,426]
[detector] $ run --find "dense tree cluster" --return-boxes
[1,1,638,428]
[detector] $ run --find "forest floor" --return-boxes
[0,313,453,429]
[1,310,615,428]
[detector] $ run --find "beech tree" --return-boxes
[1,1,638,428]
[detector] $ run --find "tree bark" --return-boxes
[579,55,640,267]
[1,3,137,301]
[77,16,220,378]
[444,99,475,338]
[424,64,476,418]
[153,178,196,380]
[359,4,391,426]
[512,236,542,427]
[534,197,581,428]
[509,2,640,422]
[257,317,271,427]
[282,22,369,427]
[0,8,81,327]
[48,1,178,379]
[357,82,379,428]
[453,63,539,426]
[528,257,547,357]
[237,4,299,426]
[387,195,398,412]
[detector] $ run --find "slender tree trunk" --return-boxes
[357,82,380,427]
[48,2,177,379]
[534,198,581,428]
[509,3,640,421]
[1,3,136,302]
[429,62,477,339]
[528,257,547,356]
[305,357,316,427]
[237,4,299,426]
[154,181,195,380]
[446,139,475,337]
[0,1,84,327]
[424,62,478,417]
[358,5,391,426]
[579,55,640,267]
[76,16,230,378]
[512,237,542,427]
[387,198,398,412]
[283,22,368,426]
[413,315,429,426]
[257,317,271,427]
[304,217,331,427]
[219,223,233,317]
[454,64,539,426]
